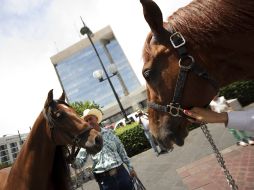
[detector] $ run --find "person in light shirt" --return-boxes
[72,108,137,190]
[209,95,254,146]
[137,110,168,156]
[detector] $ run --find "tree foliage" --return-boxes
[0,162,12,169]
[70,101,102,117]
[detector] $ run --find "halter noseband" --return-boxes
[148,24,218,117]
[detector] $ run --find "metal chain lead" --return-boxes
[200,124,238,190]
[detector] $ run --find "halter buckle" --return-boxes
[179,55,194,71]
[167,103,182,117]
[170,32,186,48]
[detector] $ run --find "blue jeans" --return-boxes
[95,166,134,190]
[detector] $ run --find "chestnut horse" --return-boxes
[0,90,103,190]
[140,0,254,150]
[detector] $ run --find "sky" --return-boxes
[0,0,192,136]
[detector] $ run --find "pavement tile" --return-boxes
[177,146,254,190]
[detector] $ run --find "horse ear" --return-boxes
[140,0,165,36]
[44,89,54,108]
[59,91,66,102]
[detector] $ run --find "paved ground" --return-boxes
[177,145,254,190]
[78,104,254,190]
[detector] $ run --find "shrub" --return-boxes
[115,122,150,157]
[115,122,200,156]
[219,80,254,106]
[0,162,12,170]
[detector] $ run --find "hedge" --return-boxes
[115,122,151,157]
[219,80,254,106]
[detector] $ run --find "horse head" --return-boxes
[44,89,103,155]
[140,0,217,150]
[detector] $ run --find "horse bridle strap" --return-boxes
[47,100,92,144]
[46,100,92,163]
[148,102,184,117]
[148,24,218,117]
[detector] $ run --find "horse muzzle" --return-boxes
[157,119,188,149]
[79,130,103,155]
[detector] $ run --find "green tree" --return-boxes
[0,162,12,169]
[71,101,102,117]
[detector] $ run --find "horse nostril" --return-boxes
[167,130,175,139]
[95,135,102,146]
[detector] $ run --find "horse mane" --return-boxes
[143,0,254,85]
[169,0,254,46]
[44,106,71,190]
[52,146,71,190]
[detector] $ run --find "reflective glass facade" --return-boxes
[52,27,141,106]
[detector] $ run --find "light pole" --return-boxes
[100,39,129,96]
[92,64,118,82]
[80,17,130,123]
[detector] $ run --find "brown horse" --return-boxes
[0,90,103,190]
[140,0,254,150]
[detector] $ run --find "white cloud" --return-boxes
[1,0,46,15]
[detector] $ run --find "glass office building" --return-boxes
[51,26,141,107]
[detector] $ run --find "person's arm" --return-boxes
[71,148,89,169]
[183,108,228,124]
[227,109,254,131]
[184,108,254,132]
[113,133,136,177]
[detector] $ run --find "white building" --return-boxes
[0,133,28,165]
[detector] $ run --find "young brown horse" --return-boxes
[0,90,103,190]
[140,0,254,150]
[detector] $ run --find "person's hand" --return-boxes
[129,169,137,178]
[183,107,228,124]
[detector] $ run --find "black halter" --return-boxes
[45,100,92,163]
[148,24,218,117]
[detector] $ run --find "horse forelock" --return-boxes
[169,0,254,46]
[143,0,254,62]
[143,32,170,63]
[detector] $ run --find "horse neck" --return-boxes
[171,0,254,86]
[6,112,56,190]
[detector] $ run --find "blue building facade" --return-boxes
[51,26,141,107]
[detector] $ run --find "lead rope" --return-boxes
[200,124,238,190]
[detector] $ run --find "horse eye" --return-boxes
[55,111,63,119]
[143,69,152,80]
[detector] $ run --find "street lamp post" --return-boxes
[80,17,130,123]
[92,64,118,82]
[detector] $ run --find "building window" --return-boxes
[0,145,7,151]
[12,153,18,159]
[0,150,8,157]
[1,155,10,163]
[11,147,18,153]
[10,142,17,148]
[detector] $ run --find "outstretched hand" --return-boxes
[130,169,137,178]
[183,107,228,124]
